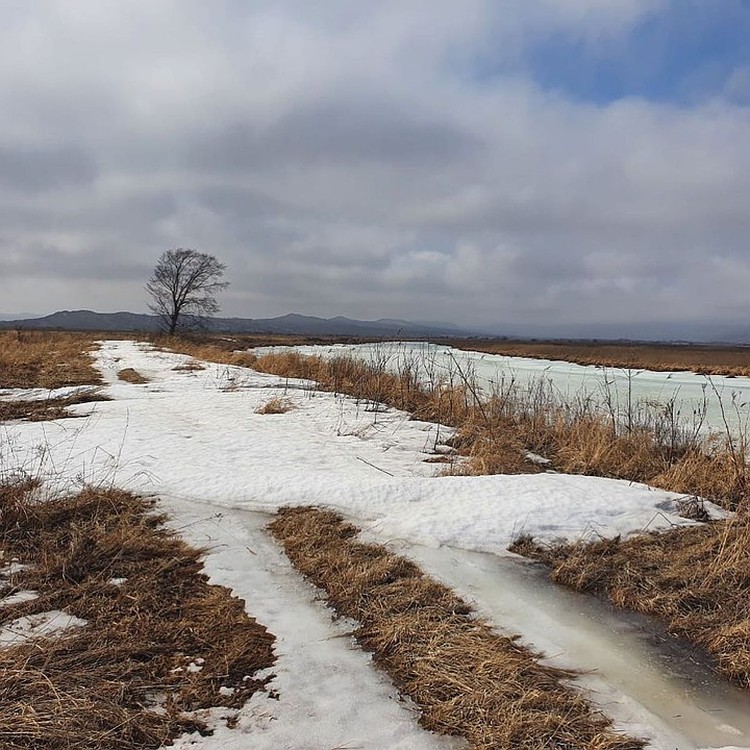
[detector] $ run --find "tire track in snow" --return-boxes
[162,498,460,750]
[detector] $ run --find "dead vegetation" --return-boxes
[0,331,109,423]
[0,390,109,422]
[172,362,206,372]
[153,337,750,509]
[151,335,259,369]
[449,338,750,378]
[512,513,750,689]
[117,367,150,384]
[247,351,750,510]
[255,396,295,414]
[0,331,102,389]
[269,506,644,750]
[0,483,275,749]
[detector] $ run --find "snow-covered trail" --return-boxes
[164,500,459,750]
[1,339,747,750]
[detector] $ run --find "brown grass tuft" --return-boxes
[0,390,109,422]
[172,362,206,372]
[0,485,276,748]
[117,367,150,384]
[255,397,295,414]
[269,506,644,750]
[511,515,750,689]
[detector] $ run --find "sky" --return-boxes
[1,0,750,337]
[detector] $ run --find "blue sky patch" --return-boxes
[480,1,750,106]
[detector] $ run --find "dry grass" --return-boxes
[448,338,750,378]
[269,506,644,750]
[117,368,150,384]
[250,352,750,510]
[512,514,750,689]
[0,483,275,749]
[255,397,295,414]
[0,331,102,389]
[0,331,109,423]
[150,334,270,370]
[157,337,750,509]
[172,362,206,372]
[156,332,424,372]
[0,390,109,422]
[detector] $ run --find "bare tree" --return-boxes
[146,249,229,335]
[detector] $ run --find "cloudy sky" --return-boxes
[1,1,750,335]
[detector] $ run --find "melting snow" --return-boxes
[0,610,86,646]
[0,339,744,750]
[0,590,39,607]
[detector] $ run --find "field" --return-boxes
[0,484,274,749]
[446,337,750,378]
[1,332,749,749]
[219,345,749,511]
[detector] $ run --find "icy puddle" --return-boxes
[400,543,750,750]
[185,501,750,749]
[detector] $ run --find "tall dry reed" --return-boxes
[249,349,749,510]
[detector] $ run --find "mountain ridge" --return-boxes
[0,310,473,338]
[2,309,749,345]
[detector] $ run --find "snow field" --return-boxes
[1,340,709,550]
[1,339,743,749]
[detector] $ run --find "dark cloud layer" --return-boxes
[0,145,96,193]
[190,98,484,173]
[0,1,749,335]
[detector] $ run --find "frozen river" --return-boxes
[253,341,750,439]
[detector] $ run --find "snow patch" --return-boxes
[0,590,39,607]
[0,610,86,646]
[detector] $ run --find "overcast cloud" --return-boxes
[1,0,749,334]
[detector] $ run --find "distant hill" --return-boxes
[0,310,160,332]
[473,321,750,346]
[5,309,748,344]
[0,310,473,338]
